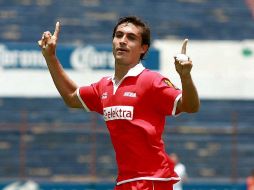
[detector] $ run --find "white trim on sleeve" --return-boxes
[172,94,182,116]
[76,87,91,112]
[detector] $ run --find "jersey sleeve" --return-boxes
[77,82,103,115]
[152,74,182,116]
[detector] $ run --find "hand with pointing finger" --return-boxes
[174,39,193,77]
[38,22,60,58]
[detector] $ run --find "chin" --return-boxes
[115,56,126,61]
[115,59,129,65]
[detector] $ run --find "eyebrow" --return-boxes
[115,30,140,39]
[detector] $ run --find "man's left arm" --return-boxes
[175,39,200,113]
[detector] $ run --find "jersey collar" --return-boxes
[109,62,145,82]
[109,63,145,94]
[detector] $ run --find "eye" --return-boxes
[127,34,136,41]
[115,32,123,38]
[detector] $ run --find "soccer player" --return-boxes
[170,153,188,190]
[247,169,254,190]
[38,16,200,190]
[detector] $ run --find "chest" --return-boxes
[101,80,142,107]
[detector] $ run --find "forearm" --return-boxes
[38,22,81,108]
[45,55,79,107]
[180,73,200,113]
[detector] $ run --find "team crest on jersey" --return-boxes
[164,79,178,89]
[103,106,134,121]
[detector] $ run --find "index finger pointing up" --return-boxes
[53,21,60,38]
[181,38,188,54]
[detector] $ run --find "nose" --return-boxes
[119,35,127,44]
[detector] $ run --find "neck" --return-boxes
[114,61,139,83]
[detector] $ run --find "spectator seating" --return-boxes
[0,0,253,44]
[0,98,253,181]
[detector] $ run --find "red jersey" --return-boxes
[77,63,182,185]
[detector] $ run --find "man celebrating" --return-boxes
[38,16,200,190]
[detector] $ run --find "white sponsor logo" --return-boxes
[124,92,136,97]
[0,44,46,69]
[103,106,134,121]
[70,46,114,70]
[101,92,108,99]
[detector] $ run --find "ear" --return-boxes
[141,44,149,54]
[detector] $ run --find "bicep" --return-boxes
[63,89,83,108]
[72,90,84,108]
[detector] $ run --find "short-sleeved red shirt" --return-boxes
[77,64,182,185]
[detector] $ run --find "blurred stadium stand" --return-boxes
[0,0,254,189]
[0,98,253,184]
[0,0,254,44]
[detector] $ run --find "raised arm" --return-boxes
[38,22,82,108]
[174,39,200,113]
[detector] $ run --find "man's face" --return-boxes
[112,22,147,65]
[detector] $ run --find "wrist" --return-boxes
[180,73,191,80]
[44,54,57,62]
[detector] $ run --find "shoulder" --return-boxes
[93,76,111,85]
[141,69,179,89]
[100,76,112,82]
[139,69,180,92]
[141,69,163,77]
[139,69,165,82]
[135,69,163,90]
[90,76,112,92]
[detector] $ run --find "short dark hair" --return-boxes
[112,16,151,60]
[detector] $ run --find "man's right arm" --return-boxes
[38,22,82,108]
